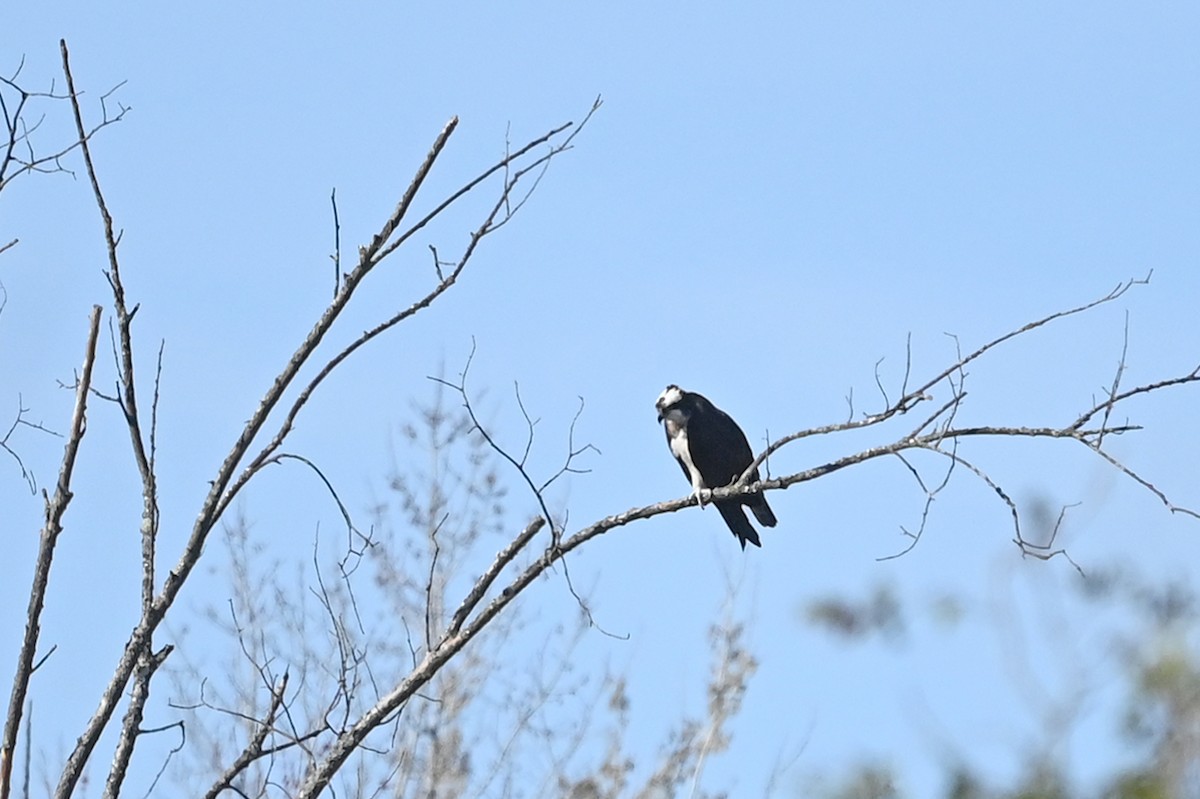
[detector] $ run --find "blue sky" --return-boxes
[2,3,1199,796]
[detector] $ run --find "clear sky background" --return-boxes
[2,3,1199,797]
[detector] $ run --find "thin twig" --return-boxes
[431,343,557,535]
[738,273,1156,484]
[268,453,367,551]
[202,673,290,799]
[1096,311,1130,448]
[330,187,341,298]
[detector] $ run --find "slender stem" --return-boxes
[0,306,102,799]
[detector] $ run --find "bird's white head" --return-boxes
[655,384,685,421]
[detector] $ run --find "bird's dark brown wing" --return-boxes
[686,401,756,489]
[687,398,777,530]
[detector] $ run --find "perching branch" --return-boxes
[291,273,1198,795]
[737,274,1155,484]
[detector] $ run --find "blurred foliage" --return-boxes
[803,568,1200,799]
[804,584,906,643]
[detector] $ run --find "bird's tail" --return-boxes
[716,502,762,549]
[750,496,777,528]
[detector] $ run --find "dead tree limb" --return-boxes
[0,305,102,799]
[56,40,165,799]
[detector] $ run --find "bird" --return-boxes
[655,384,777,548]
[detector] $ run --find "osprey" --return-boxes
[655,385,777,548]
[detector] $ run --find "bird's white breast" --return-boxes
[663,412,705,490]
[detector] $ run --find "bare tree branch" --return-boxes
[446,519,546,639]
[49,42,595,795]
[54,41,163,798]
[1,305,102,799]
[329,188,341,299]
[429,348,614,638]
[202,673,290,799]
[737,273,1157,486]
[1071,364,1200,431]
[216,104,601,533]
[102,644,173,799]
[430,343,559,537]
[0,56,127,194]
[1,395,60,495]
[267,453,366,551]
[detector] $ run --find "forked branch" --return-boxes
[0,54,127,194]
